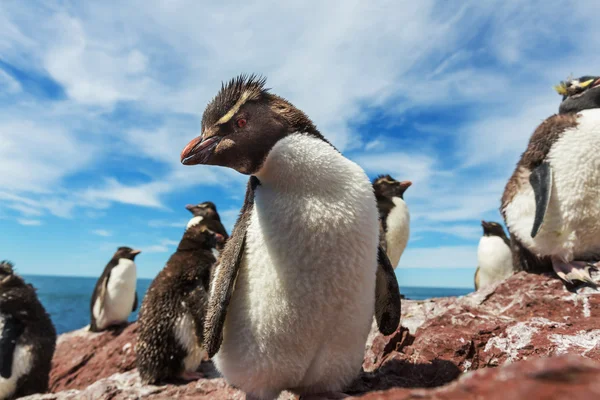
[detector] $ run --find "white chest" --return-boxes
[385,197,410,268]
[174,312,206,373]
[94,259,137,329]
[213,134,379,395]
[504,110,600,260]
[476,236,513,288]
[0,315,33,400]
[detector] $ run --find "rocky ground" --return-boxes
[22,271,600,399]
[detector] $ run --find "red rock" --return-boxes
[356,354,600,400]
[29,270,600,399]
[365,271,600,380]
[49,323,139,392]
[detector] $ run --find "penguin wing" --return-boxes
[203,176,258,358]
[89,270,110,331]
[375,245,401,335]
[529,162,553,238]
[132,291,138,312]
[0,315,25,378]
[474,266,480,290]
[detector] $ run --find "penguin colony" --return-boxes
[2,72,598,399]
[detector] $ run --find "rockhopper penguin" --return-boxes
[136,216,219,384]
[185,201,229,251]
[373,175,411,269]
[501,75,600,285]
[474,221,513,290]
[0,261,56,399]
[180,74,401,399]
[89,247,141,332]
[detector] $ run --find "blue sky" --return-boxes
[1,1,598,288]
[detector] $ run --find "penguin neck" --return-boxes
[253,133,340,192]
[177,238,213,253]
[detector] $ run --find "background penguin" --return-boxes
[474,221,514,290]
[136,218,218,384]
[0,261,56,399]
[185,201,229,251]
[89,247,141,332]
[501,76,600,285]
[180,74,401,399]
[373,175,411,269]
[555,75,600,114]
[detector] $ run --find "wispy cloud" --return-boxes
[1,1,600,282]
[399,246,477,269]
[17,218,42,226]
[143,239,180,254]
[91,229,111,237]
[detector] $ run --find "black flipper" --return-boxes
[203,176,258,358]
[530,162,553,238]
[374,246,401,335]
[132,291,138,312]
[0,316,24,379]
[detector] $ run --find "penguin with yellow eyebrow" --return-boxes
[501,74,600,286]
[555,75,600,114]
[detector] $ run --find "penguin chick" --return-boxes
[180,74,401,399]
[501,110,600,286]
[185,201,229,251]
[89,247,141,332]
[373,175,411,269]
[555,75,600,114]
[136,220,217,384]
[0,261,56,399]
[474,221,514,290]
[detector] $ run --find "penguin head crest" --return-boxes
[180,74,323,175]
[373,175,412,199]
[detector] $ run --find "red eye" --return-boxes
[237,118,247,128]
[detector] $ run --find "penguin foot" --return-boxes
[179,371,204,381]
[552,259,598,285]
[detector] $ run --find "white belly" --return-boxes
[0,316,33,400]
[385,198,410,268]
[94,259,137,330]
[174,312,206,373]
[213,134,379,398]
[476,236,513,289]
[505,109,600,261]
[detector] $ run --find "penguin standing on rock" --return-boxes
[136,217,219,384]
[185,201,229,250]
[501,75,600,285]
[0,261,56,399]
[474,221,514,290]
[373,175,411,269]
[89,247,141,332]
[180,74,401,399]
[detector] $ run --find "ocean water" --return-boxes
[23,275,472,335]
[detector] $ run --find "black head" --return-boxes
[373,175,412,199]
[179,217,222,251]
[481,221,507,238]
[185,201,220,221]
[0,260,26,289]
[113,247,142,261]
[180,74,322,175]
[555,75,600,114]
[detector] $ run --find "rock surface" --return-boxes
[50,323,139,392]
[25,271,600,399]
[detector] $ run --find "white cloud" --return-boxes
[398,246,477,269]
[17,218,42,226]
[92,229,111,237]
[142,239,179,253]
[2,0,600,274]
[148,219,187,229]
[0,69,20,93]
